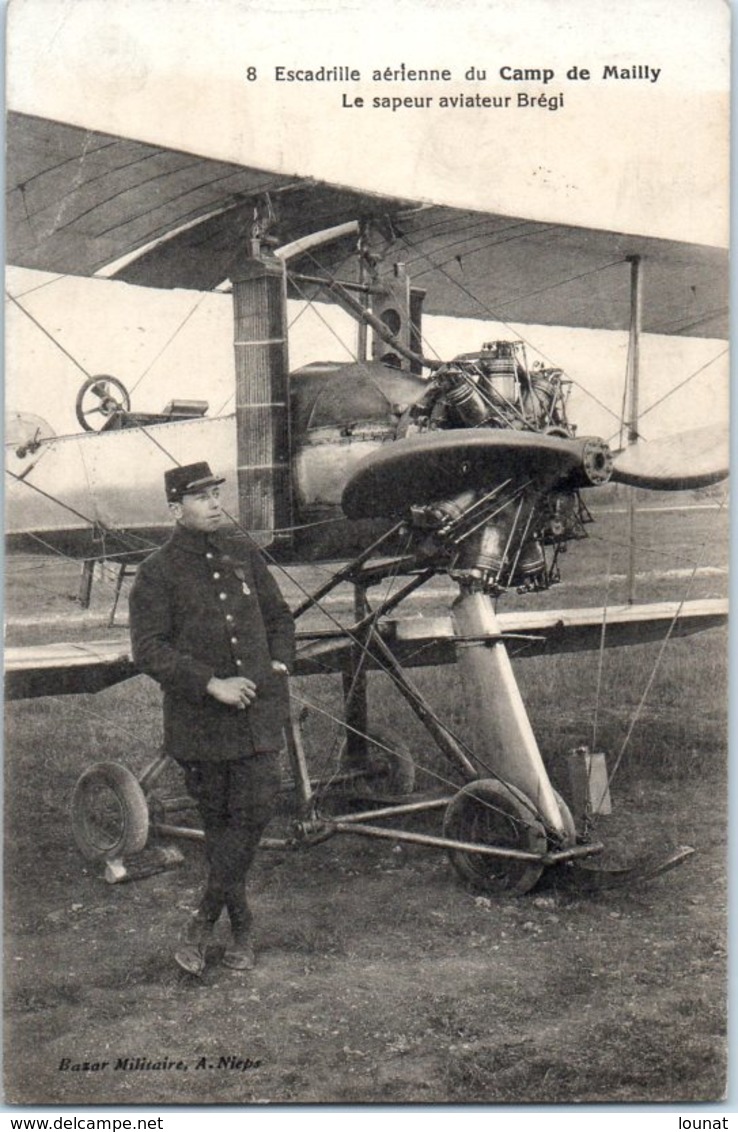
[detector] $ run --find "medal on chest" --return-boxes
[233,566,251,596]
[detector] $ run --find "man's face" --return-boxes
[171,486,224,531]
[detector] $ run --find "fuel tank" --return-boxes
[289,360,427,560]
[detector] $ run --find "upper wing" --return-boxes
[6,111,415,290]
[5,599,727,698]
[7,111,727,338]
[295,209,728,339]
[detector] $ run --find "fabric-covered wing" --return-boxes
[6,111,414,289]
[6,111,727,338]
[297,209,728,339]
[295,599,728,674]
[5,641,138,700]
[5,600,726,698]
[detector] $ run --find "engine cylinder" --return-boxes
[482,355,517,402]
[444,379,491,427]
[451,510,519,587]
[455,522,509,577]
[515,538,545,579]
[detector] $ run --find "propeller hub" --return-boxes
[580,438,613,486]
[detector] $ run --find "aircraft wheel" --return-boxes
[351,732,416,797]
[71,762,149,861]
[443,779,547,895]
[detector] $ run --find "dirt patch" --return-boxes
[4,761,727,1105]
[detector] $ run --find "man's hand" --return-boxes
[207,676,257,710]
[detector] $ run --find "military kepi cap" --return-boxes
[165,462,225,502]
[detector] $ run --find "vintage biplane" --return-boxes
[4,110,729,893]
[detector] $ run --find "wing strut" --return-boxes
[626,254,643,604]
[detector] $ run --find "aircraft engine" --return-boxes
[406,340,576,436]
[392,340,612,593]
[407,485,550,594]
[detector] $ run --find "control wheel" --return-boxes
[75,375,131,431]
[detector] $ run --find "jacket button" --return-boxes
[231,636,238,644]
[206,552,214,559]
[225,614,234,622]
[213,572,221,580]
[235,659,243,667]
[219,592,227,601]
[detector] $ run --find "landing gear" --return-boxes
[71,762,149,861]
[285,539,592,890]
[443,779,547,894]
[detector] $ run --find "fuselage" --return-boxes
[5,361,427,563]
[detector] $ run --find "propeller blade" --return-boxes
[611,425,729,491]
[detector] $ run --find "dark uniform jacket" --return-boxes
[129,524,295,762]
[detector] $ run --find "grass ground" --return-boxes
[3,498,729,1104]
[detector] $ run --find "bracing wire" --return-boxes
[298,244,443,368]
[5,468,161,554]
[588,491,729,816]
[586,528,725,571]
[306,528,418,806]
[9,273,70,300]
[129,295,208,397]
[638,348,729,422]
[287,272,360,362]
[6,291,93,379]
[607,347,728,447]
[385,230,629,427]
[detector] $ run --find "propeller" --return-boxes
[610,424,729,491]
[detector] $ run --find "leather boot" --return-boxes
[173,911,215,976]
[223,888,254,969]
[222,931,256,971]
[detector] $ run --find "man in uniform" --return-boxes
[129,462,295,975]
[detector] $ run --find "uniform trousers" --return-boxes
[179,752,281,936]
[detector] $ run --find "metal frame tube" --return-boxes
[304,795,452,827]
[285,705,314,811]
[626,254,642,605]
[329,820,603,863]
[152,823,294,851]
[291,522,402,619]
[366,629,479,779]
[138,751,171,793]
[343,584,370,765]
